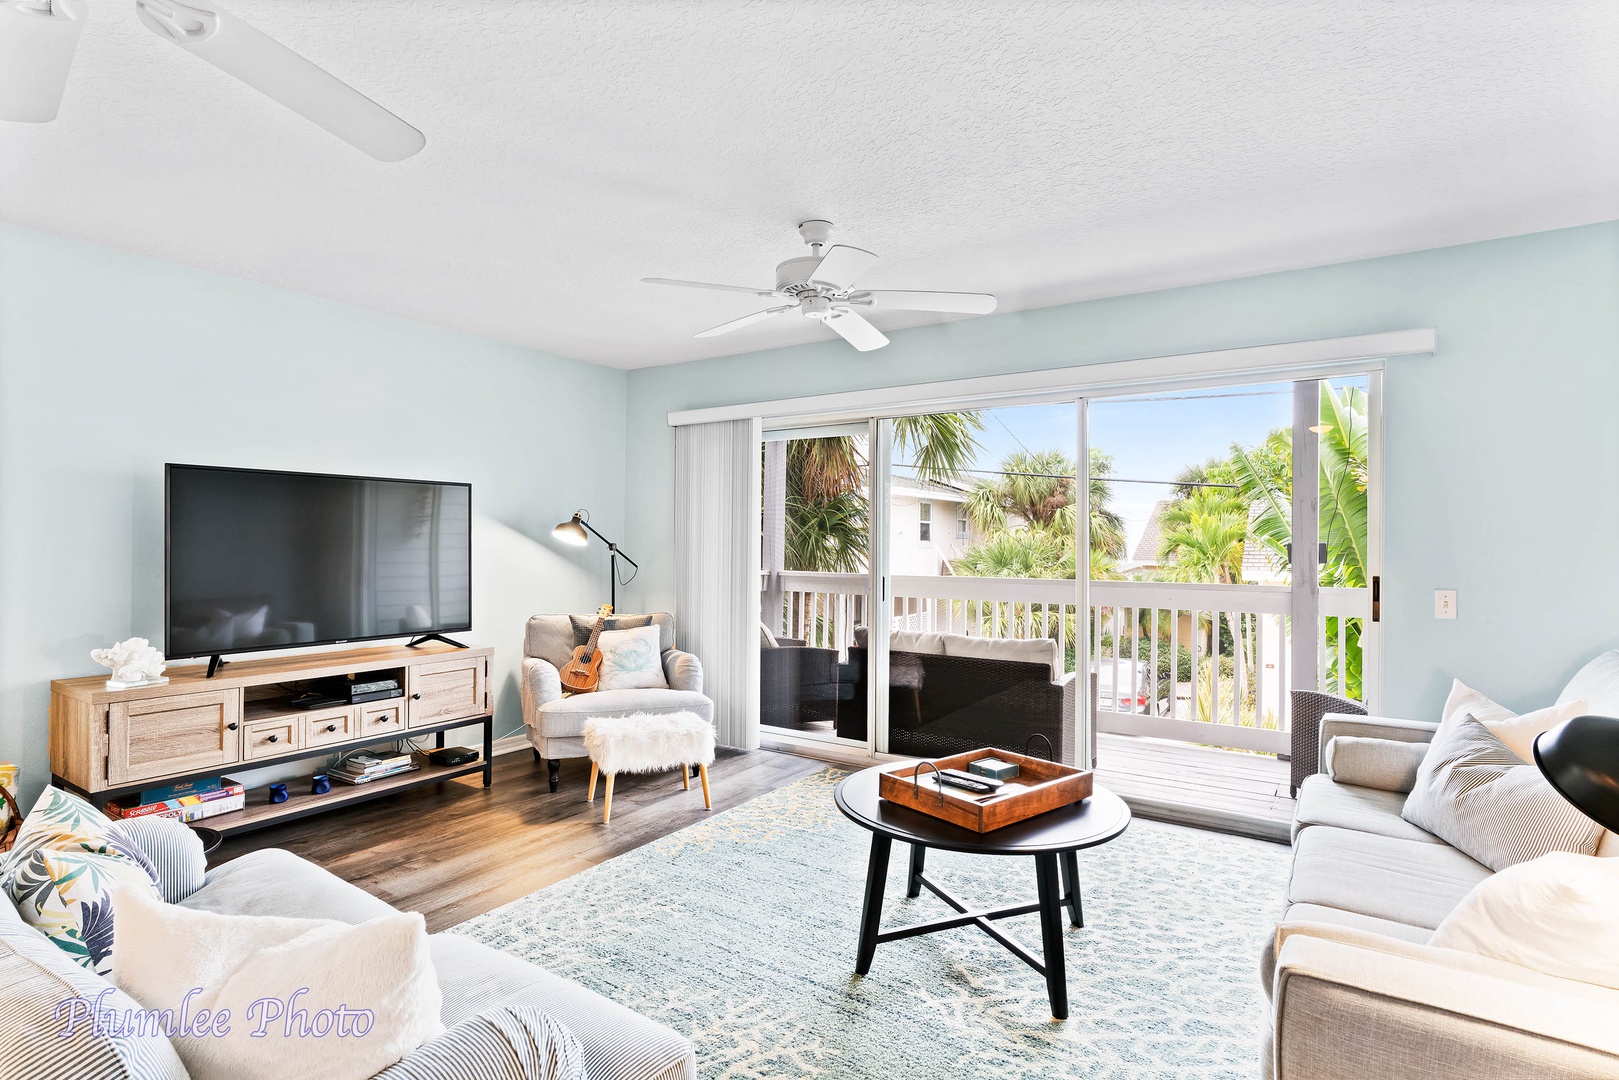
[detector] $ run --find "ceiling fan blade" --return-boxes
[857,289,998,315]
[135,1,425,161]
[0,0,86,122]
[695,305,795,338]
[809,245,879,291]
[643,277,781,298]
[825,310,889,352]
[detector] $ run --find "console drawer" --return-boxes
[407,656,488,727]
[358,702,404,735]
[303,707,358,748]
[243,717,300,760]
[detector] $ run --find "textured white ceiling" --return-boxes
[3,1,1617,368]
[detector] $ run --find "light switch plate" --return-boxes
[1434,589,1457,620]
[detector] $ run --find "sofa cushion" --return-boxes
[1293,775,1444,845]
[433,933,695,1080]
[184,848,396,923]
[373,1006,585,1080]
[2,786,163,974]
[1441,678,1588,764]
[1558,648,1619,715]
[113,882,444,1080]
[533,690,714,740]
[1260,901,1433,998]
[527,614,678,668]
[942,633,1060,677]
[183,849,696,1080]
[1402,715,1603,871]
[597,626,670,691]
[120,815,208,904]
[1323,736,1429,793]
[1,897,190,1080]
[1287,825,1491,929]
[1431,852,1619,991]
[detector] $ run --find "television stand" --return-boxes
[206,654,229,678]
[406,633,468,649]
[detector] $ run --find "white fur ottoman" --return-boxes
[581,711,716,824]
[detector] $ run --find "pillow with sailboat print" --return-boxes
[1,786,161,974]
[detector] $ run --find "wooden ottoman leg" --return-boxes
[682,766,691,791]
[588,762,599,802]
[698,763,712,810]
[602,773,615,824]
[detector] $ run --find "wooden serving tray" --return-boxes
[878,749,1093,832]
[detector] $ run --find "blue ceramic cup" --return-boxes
[311,774,331,795]
[268,782,289,804]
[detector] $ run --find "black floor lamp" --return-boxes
[553,510,638,611]
[1535,715,1619,832]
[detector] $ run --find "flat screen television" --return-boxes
[165,464,472,660]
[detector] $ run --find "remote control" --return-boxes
[934,768,1002,794]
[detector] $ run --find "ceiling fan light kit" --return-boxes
[643,220,997,352]
[0,0,86,123]
[1,0,424,160]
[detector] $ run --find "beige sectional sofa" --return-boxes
[1264,712,1619,1080]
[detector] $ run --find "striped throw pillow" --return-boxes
[1402,714,1604,871]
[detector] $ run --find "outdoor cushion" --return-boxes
[942,633,1060,677]
[1293,775,1444,845]
[1287,825,1491,929]
[534,689,714,739]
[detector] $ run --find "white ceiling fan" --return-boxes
[0,0,424,161]
[643,221,997,352]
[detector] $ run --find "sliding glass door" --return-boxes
[755,368,1381,767]
[759,424,874,748]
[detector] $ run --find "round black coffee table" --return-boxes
[834,765,1130,1019]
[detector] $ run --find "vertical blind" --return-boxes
[674,418,762,748]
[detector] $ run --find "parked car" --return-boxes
[1094,659,1151,712]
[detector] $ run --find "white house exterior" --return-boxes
[888,478,982,575]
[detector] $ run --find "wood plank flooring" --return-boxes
[1094,732,1294,843]
[214,747,827,931]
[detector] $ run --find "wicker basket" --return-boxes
[1,783,19,855]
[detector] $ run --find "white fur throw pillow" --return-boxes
[110,884,443,1080]
[1440,679,1587,764]
[1431,851,1619,990]
[597,625,669,690]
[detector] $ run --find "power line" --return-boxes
[891,463,1236,488]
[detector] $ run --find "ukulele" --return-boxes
[559,604,614,693]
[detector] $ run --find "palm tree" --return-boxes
[962,449,1126,559]
[779,413,982,573]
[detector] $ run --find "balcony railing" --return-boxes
[766,571,1368,756]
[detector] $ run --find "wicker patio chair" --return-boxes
[1289,689,1367,795]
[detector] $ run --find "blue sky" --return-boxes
[897,383,1297,555]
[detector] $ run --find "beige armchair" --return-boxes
[520,612,713,791]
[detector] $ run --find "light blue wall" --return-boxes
[0,225,628,804]
[622,221,1619,722]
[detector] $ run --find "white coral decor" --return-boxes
[90,637,167,685]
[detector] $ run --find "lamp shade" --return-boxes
[1533,715,1619,833]
[553,514,589,547]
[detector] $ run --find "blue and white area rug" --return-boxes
[451,768,1290,1079]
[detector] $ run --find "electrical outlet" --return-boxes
[1434,589,1457,620]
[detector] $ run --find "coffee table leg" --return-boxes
[1035,852,1069,1019]
[906,842,927,898]
[1060,849,1083,928]
[855,834,893,975]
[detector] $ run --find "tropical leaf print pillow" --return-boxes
[1,786,161,974]
[597,625,670,690]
